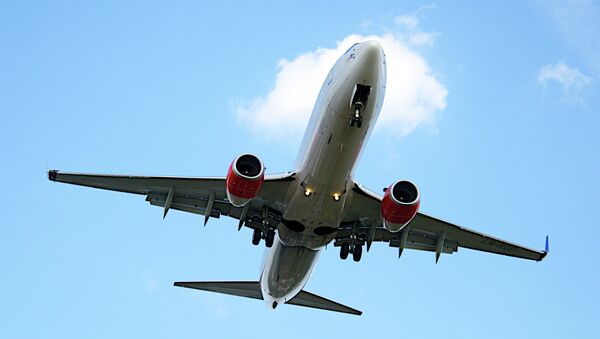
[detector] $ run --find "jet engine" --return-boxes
[381,180,420,232]
[226,154,265,207]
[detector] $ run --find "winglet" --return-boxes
[537,235,549,262]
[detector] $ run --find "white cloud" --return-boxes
[235,31,447,141]
[538,62,592,102]
[534,0,600,77]
[394,3,438,46]
[408,32,438,47]
[395,15,419,29]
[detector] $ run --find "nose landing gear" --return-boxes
[350,103,364,128]
[349,84,371,129]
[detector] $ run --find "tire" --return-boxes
[340,243,349,260]
[252,228,261,246]
[265,230,275,248]
[352,244,362,262]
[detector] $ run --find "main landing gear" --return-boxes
[339,242,363,262]
[252,228,275,248]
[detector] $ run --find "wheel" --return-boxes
[340,242,349,260]
[252,228,261,246]
[356,119,362,128]
[352,244,362,262]
[265,230,275,248]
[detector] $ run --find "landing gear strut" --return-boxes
[350,84,371,129]
[350,102,363,128]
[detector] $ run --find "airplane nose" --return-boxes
[353,40,384,85]
[359,40,384,64]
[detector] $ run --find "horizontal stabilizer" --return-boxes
[174,281,361,315]
[174,281,262,300]
[288,290,362,315]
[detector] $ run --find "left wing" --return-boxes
[48,170,294,230]
[337,181,548,262]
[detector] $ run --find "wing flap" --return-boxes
[146,193,233,218]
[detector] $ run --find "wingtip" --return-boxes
[537,235,550,262]
[48,169,58,181]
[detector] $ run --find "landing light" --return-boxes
[304,189,312,197]
[333,193,341,201]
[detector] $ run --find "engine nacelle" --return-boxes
[381,180,420,232]
[226,154,265,207]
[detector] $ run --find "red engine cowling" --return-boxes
[226,154,265,207]
[381,180,420,232]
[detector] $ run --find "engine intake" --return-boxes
[381,180,420,232]
[226,154,265,207]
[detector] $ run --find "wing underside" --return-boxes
[48,170,547,261]
[338,181,548,261]
[48,169,293,231]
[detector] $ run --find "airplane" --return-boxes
[48,40,548,316]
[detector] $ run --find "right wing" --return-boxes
[48,170,294,229]
[338,181,548,262]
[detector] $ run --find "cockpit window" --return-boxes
[344,43,358,55]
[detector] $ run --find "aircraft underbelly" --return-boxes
[280,81,380,249]
[261,41,386,306]
[260,237,320,302]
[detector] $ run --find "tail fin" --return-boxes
[174,281,362,316]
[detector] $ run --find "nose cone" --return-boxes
[359,40,384,64]
[353,40,385,85]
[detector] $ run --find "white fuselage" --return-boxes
[260,41,386,308]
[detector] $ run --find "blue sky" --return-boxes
[1,1,599,338]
